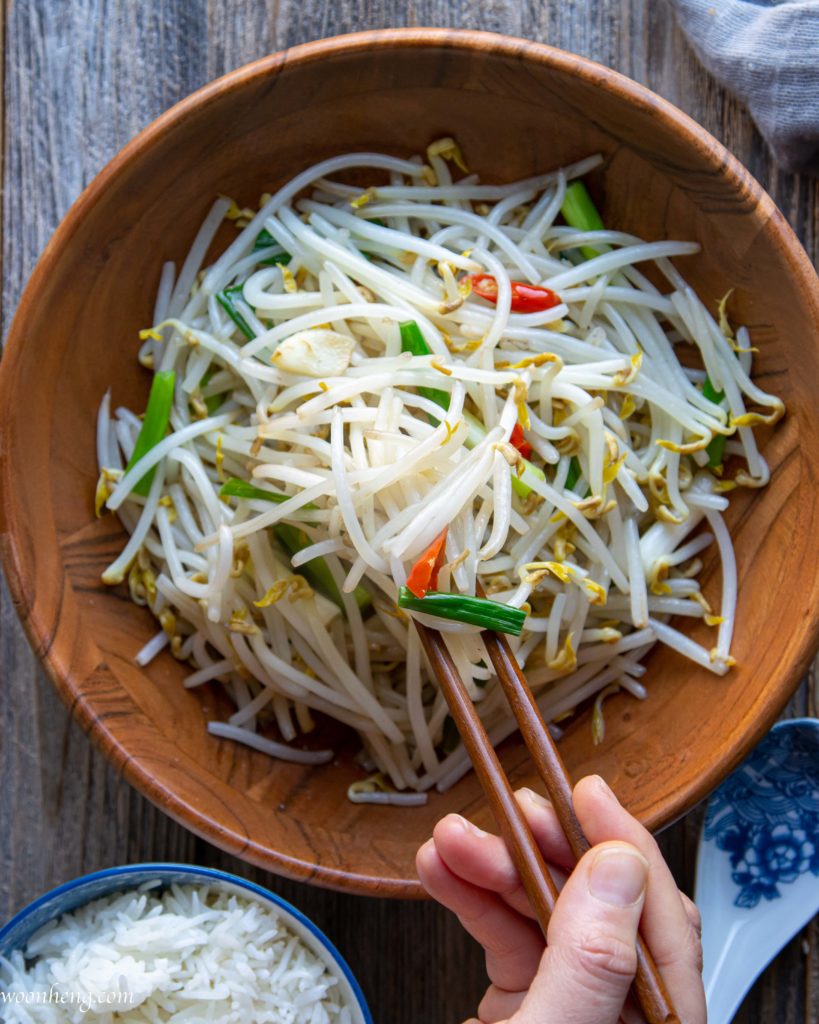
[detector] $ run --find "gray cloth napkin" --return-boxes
[669,0,819,175]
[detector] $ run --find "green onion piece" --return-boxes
[702,376,724,404]
[510,462,546,499]
[367,218,387,228]
[199,367,224,415]
[461,410,544,500]
[461,410,488,448]
[253,228,291,267]
[561,181,604,232]
[565,456,582,491]
[562,456,592,499]
[702,376,727,467]
[397,587,526,636]
[220,478,368,610]
[274,523,371,611]
[216,285,254,339]
[253,228,276,250]
[399,320,451,410]
[560,181,605,261]
[259,246,290,264]
[125,370,176,497]
[220,477,319,513]
[399,324,544,501]
[220,477,290,503]
[398,319,432,357]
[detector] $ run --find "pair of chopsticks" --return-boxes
[414,612,679,1024]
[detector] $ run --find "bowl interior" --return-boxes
[0,865,371,1024]
[2,31,818,896]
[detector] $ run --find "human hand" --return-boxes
[416,775,705,1024]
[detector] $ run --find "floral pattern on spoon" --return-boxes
[704,725,819,907]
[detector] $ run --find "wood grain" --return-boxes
[0,3,816,1023]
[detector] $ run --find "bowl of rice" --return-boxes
[0,864,370,1023]
[1,28,818,897]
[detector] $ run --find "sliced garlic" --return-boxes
[271,329,354,378]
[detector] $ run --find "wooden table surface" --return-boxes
[1,2,817,1021]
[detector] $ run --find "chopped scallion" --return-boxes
[200,367,224,415]
[461,415,545,501]
[126,370,176,497]
[274,523,371,611]
[560,180,605,260]
[565,456,582,491]
[702,377,727,467]
[397,587,526,635]
[217,285,254,339]
[220,478,368,610]
[253,228,291,267]
[399,320,450,410]
[396,326,545,499]
[220,477,290,503]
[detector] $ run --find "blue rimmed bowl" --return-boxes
[0,863,372,1023]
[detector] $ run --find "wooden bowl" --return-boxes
[2,30,817,897]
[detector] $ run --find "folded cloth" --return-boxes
[668,0,819,175]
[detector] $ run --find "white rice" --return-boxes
[0,884,353,1023]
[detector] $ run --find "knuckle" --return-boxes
[636,831,662,864]
[476,988,494,1021]
[681,894,703,936]
[683,904,704,973]
[572,929,639,987]
[462,906,535,965]
[688,922,704,974]
[459,898,496,934]
[477,983,527,1024]
[484,928,535,965]
[652,913,703,975]
[501,879,528,903]
[477,985,508,1023]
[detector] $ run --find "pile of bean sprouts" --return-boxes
[96,141,783,805]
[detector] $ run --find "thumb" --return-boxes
[515,841,648,1024]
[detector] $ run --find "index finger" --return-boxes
[416,833,545,993]
[430,791,574,919]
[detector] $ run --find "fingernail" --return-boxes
[453,814,487,838]
[588,847,648,907]
[519,787,551,809]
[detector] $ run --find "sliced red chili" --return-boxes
[469,274,561,314]
[510,423,533,461]
[406,528,449,599]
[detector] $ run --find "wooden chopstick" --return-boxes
[415,617,678,1024]
[479,624,678,1024]
[414,620,562,926]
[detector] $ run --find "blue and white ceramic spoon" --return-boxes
[695,718,819,1024]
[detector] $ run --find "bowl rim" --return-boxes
[1,27,818,897]
[0,862,373,1023]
